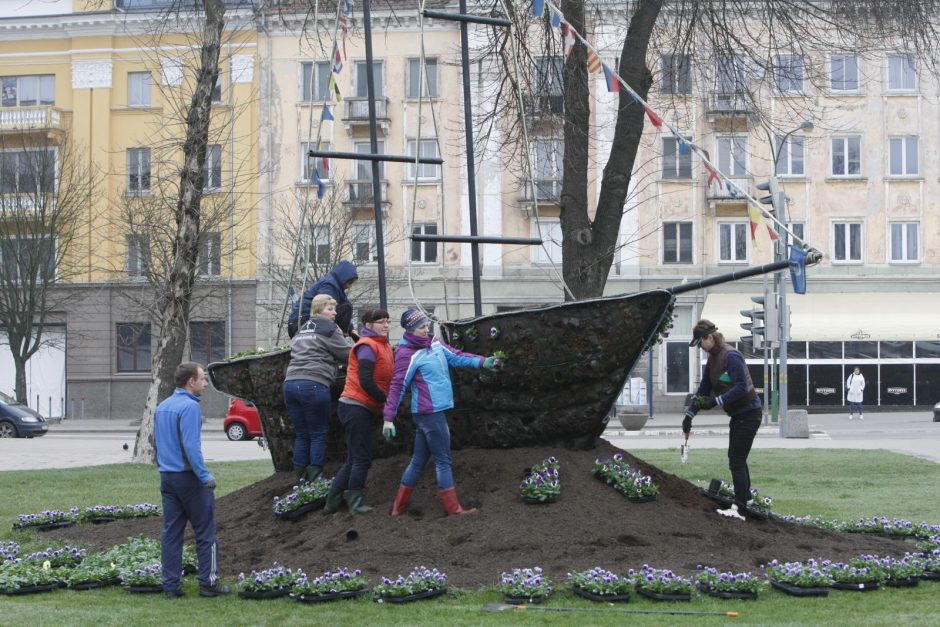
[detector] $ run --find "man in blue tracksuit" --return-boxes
[287,260,358,338]
[155,361,229,598]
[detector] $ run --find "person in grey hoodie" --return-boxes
[283,294,352,481]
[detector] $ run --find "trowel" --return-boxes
[680,434,689,464]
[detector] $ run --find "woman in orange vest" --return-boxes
[324,309,394,515]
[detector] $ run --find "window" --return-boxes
[211,74,222,103]
[0,235,56,283]
[198,232,221,276]
[407,57,438,98]
[661,54,691,94]
[832,221,862,262]
[890,222,919,263]
[888,136,918,176]
[301,61,332,101]
[775,55,804,93]
[126,235,149,278]
[306,224,330,267]
[830,54,859,91]
[715,56,746,93]
[116,323,151,372]
[190,321,225,364]
[534,57,563,95]
[831,136,861,176]
[716,136,747,176]
[532,219,562,264]
[662,136,692,179]
[411,223,438,263]
[665,341,691,393]
[355,61,383,97]
[0,148,56,194]
[203,145,221,190]
[1,75,55,107]
[406,139,441,180]
[355,140,384,180]
[887,54,916,91]
[774,135,805,176]
[533,137,563,199]
[785,221,805,248]
[718,222,748,263]
[127,72,152,107]
[301,141,331,182]
[663,222,692,264]
[352,221,378,263]
[127,148,151,193]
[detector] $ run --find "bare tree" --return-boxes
[0,134,92,404]
[478,0,940,299]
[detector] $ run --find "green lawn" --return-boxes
[1,450,939,626]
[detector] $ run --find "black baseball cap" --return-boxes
[689,321,718,347]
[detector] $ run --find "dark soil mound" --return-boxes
[50,441,912,587]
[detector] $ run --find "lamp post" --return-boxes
[769,120,813,425]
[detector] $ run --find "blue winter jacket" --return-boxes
[383,333,484,421]
[289,261,358,332]
[154,388,213,484]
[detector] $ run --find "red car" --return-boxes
[223,399,263,441]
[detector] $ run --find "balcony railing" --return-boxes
[706,176,750,201]
[705,92,753,115]
[520,178,562,203]
[0,106,62,133]
[523,94,564,118]
[343,179,390,206]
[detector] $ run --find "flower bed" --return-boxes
[882,554,924,586]
[520,457,560,504]
[12,508,79,531]
[373,566,448,603]
[237,562,302,599]
[825,555,887,590]
[593,454,659,501]
[121,563,162,593]
[695,566,764,599]
[24,545,85,569]
[274,477,331,520]
[500,567,552,603]
[763,559,831,597]
[631,564,693,601]
[291,567,369,603]
[568,567,631,602]
[79,503,160,524]
[64,555,121,590]
[0,560,61,595]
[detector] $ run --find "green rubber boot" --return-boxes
[293,464,306,481]
[305,465,323,483]
[343,490,374,515]
[323,483,345,514]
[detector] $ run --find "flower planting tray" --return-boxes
[14,521,75,532]
[1,583,59,596]
[572,586,630,602]
[706,588,758,600]
[124,585,164,594]
[627,494,657,503]
[296,588,367,603]
[374,587,447,604]
[635,587,691,601]
[770,580,829,597]
[703,489,733,507]
[831,581,880,591]
[70,577,121,590]
[885,578,919,588]
[84,516,117,525]
[522,495,558,505]
[920,571,940,581]
[276,497,326,522]
[504,594,547,605]
[238,587,291,599]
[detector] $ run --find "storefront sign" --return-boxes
[886,387,908,395]
[815,387,836,395]
[850,329,871,340]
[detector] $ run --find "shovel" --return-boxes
[483,602,739,617]
[680,433,689,464]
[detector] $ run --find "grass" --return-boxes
[1,451,939,626]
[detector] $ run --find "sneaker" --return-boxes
[859,415,864,420]
[849,414,854,420]
[199,582,231,597]
[717,503,746,521]
[164,588,184,599]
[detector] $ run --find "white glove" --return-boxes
[382,421,396,441]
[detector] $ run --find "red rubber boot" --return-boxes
[390,485,413,517]
[438,487,477,516]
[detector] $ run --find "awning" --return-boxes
[700,292,940,342]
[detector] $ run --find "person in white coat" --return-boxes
[846,367,865,420]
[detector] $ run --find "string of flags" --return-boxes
[533,0,801,249]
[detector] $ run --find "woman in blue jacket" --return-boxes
[383,308,499,517]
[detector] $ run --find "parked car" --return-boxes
[934,401,940,422]
[223,399,263,441]
[0,393,48,438]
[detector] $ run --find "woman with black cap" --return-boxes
[683,319,762,521]
[383,307,500,517]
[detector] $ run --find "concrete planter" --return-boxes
[618,412,649,431]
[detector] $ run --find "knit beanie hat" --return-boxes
[401,308,430,332]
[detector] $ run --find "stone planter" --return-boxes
[618,411,649,430]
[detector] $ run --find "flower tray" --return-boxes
[238,587,291,599]
[635,587,691,602]
[84,516,117,525]
[627,494,657,503]
[14,521,75,532]
[295,588,368,603]
[373,587,447,604]
[70,577,121,591]
[703,488,733,507]
[831,581,880,591]
[885,578,919,588]
[920,571,940,581]
[1,583,59,596]
[706,589,759,600]
[275,497,326,522]
[521,495,558,505]
[504,594,547,605]
[572,586,630,603]
[770,580,829,597]
[124,585,164,594]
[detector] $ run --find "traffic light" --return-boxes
[740,296,766,351]
[756,177,784,213]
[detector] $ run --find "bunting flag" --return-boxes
[586,49,602,74]
[289,286,298,302]
[339,12,349,58]
[678,139,690,154]
[331,42,343,74]
[550,10,561,28]
[766,224,779,241]
[789,245,808,294]
[644,105,663,130]
[704,162,722,189]
[322,156,330,172]
[314,170,326,199]
[321,105,334,122]
[748,205,763,241]
[562,24,577,61]
[532,0,544,17]
[328,74,343,102]
[603,65,620,92]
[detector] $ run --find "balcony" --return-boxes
[518,178,561,217]
[705,176,750,202]
[523,94,563,120]
[343,179,390,213]
[343,97,390,134]
[0,106,64,137]
[705,92,753,119]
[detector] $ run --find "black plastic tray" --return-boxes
[276,497,326,522]
[635,587,691,601]
[706,588,758,600]
[770,580,829,597]
[831,581,880,591]
[238,587,291,599]
[572,586,630,603]
[69,577,120,590]
[124,584,164,594]
[885,577,919,588]
[1,583,59,595]
[374,587,447,604]
[504,593,547,604]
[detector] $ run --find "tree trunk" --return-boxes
[560,0,663,300]
[12,352,27,406]
[133,0,225,463]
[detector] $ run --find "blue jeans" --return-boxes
[283,379,331,469]
[160,472,219,591]
[400,411,454,490]
[333,403,375,491]
[849,401,863,416]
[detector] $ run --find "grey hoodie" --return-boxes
[285,316,353,386]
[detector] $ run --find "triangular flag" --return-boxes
[766,224,779,241]
[586,49,602,74]
[314,170,326,199]
[748,205,764,241]
[332,42,343,74]
[603,65,620,92]
[532,0,544,18]
[322,156,330,172]
[321,105,334,121]
[550,10,561,28]
[644,105,663,130]
[788,245,808,294]
[677,138,690,154]
[562,24,577,61]
[329,74,342,102]
[704,162,722,189]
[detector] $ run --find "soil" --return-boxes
[48,441,913,588]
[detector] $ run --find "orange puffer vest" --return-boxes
[342,335,394,414]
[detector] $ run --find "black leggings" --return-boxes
[727,407,762,506]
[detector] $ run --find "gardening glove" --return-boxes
[694,395,718,411]
[382,421,396,441]
[482,356,500,371]
[204,479,217,490]
[682,406,696,434]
